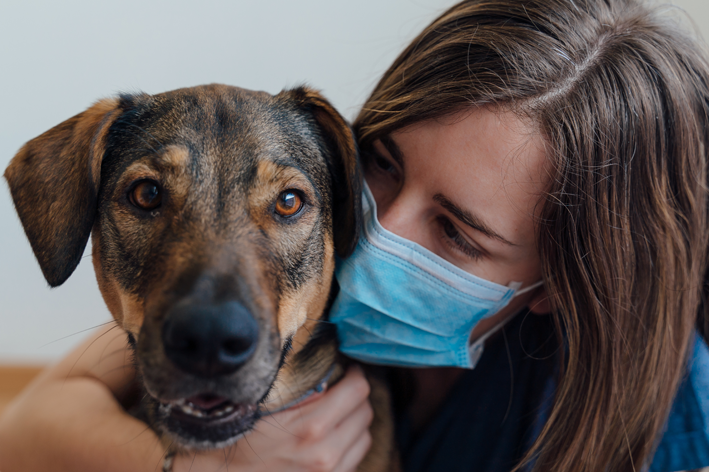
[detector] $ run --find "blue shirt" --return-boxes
[393,313,709,472]
[650,335,709,471]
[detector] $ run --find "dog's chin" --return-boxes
[154,394,261,449]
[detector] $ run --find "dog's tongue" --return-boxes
[186,393,230,410]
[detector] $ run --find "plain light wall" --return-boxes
[1,0,708,363]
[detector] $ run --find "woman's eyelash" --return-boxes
[438,217,483,261]
[375,156,395,173]
[365,150,397,175]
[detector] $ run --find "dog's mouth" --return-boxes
[156,393,260,447]
[161,394,256,421]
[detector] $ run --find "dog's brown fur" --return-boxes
[5,84,396,470]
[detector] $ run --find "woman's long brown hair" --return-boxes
[354,0,709,470]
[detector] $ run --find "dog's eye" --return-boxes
[275,190,303,217]
[130,180,162,211]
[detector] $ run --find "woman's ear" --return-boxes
[528,287,552,314]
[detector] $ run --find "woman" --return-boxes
[342,1,709,470]
[1,0,708,471]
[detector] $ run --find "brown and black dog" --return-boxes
[4,84,396,470]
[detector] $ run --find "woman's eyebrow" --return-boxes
[433,193,518,246]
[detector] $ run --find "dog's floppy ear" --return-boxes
[4,98,123,287]
[284,87,362,257]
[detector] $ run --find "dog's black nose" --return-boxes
[162,301,259,377]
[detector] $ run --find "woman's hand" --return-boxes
[0,325,167,472]
[0,325,373,472]
[173,365,374,472]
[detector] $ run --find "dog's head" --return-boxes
[4,84,361,448]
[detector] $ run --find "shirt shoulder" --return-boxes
[650,334,709,471]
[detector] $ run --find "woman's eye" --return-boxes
[439,217,483,261]
[129,180,162,211]
[374,155,396,174]
[275,190,304,217]
[365,149,399,180]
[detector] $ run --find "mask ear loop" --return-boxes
[468,319,509,367]
[467,280,545,368]
[511,280,544,298]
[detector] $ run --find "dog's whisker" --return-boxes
[94,326,128,367]
[119,423,154,446]
[98,330,129,365]
[258,404,297,436]
[62,325,122,387]
[97,346,131,361]
[96,363,135,378]
[151,437,166,472]
[242,433,264,464]
[155,439,174,472]
[226,444,237,467]
[92,328,126,370]
[257,417,291,434]
[41,320,118,347]
[188,451,197,472]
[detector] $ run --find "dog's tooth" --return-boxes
[183,405,205,418]
[224,405,235,414]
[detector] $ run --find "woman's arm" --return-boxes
[0,326,372,472]
[0,325,165,471]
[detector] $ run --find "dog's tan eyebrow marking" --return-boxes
[123,162,157,178]
[251,160,319,205]
[117,145,191,189]
[157,145,191,169]
[114,163,162,199]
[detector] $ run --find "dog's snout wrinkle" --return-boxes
[162,300,259,378]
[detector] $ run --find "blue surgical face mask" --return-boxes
[329,183,543,369]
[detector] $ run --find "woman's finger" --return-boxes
[333,428,373,472]
[325,397,373,470]
[275,365,371,440]
[296,386,373,472]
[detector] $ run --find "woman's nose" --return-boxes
[374,188,424,244]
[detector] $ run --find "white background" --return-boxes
[1,0,708,363]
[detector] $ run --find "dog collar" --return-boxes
[262,363,336,415]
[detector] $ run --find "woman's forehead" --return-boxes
[390,108,549,242]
